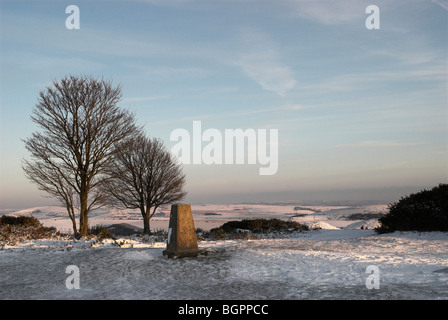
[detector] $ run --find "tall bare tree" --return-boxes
[104,135,187,234]
[23,75,139,237]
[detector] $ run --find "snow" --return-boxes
[345,219,382,230]
[1,203,447,300]
[303,221,340,230]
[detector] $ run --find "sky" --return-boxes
[0,0,447,208]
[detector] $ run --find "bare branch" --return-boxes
[103,135,187,234]
[23,75,141,236]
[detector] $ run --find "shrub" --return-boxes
[0,215,59,245]
[377,183,448,233]
[89,224,114,241]
[219,218,304,233]
[0,215,41,227]
[205,218,307,240]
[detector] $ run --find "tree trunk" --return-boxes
[79,185,89,236]
[142,210,151,235]
[79,212,88,236]
[69,212,78,238]
[66,202,78,238]
[143,216,151,235]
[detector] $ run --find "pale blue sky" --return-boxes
[0,0,447,208]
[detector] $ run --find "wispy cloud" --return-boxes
[286,0,365,25]
[333,140,424,148]
[148,103,303,126]
[302,62,446,93]
[231,29,296,96]
[122,96,168,104]
[431,0,448,11]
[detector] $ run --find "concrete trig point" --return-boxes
[163,204,199,258]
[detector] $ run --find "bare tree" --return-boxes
[104,135,187,234]
[23,75,140,237]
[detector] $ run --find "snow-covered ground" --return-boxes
[0,203,388,233]
[1,204,447,300]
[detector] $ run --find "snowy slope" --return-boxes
[1,229,447,299]
[1,203,447,300]
[0,203,388,233]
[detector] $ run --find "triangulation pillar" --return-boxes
[163,204,199,258]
